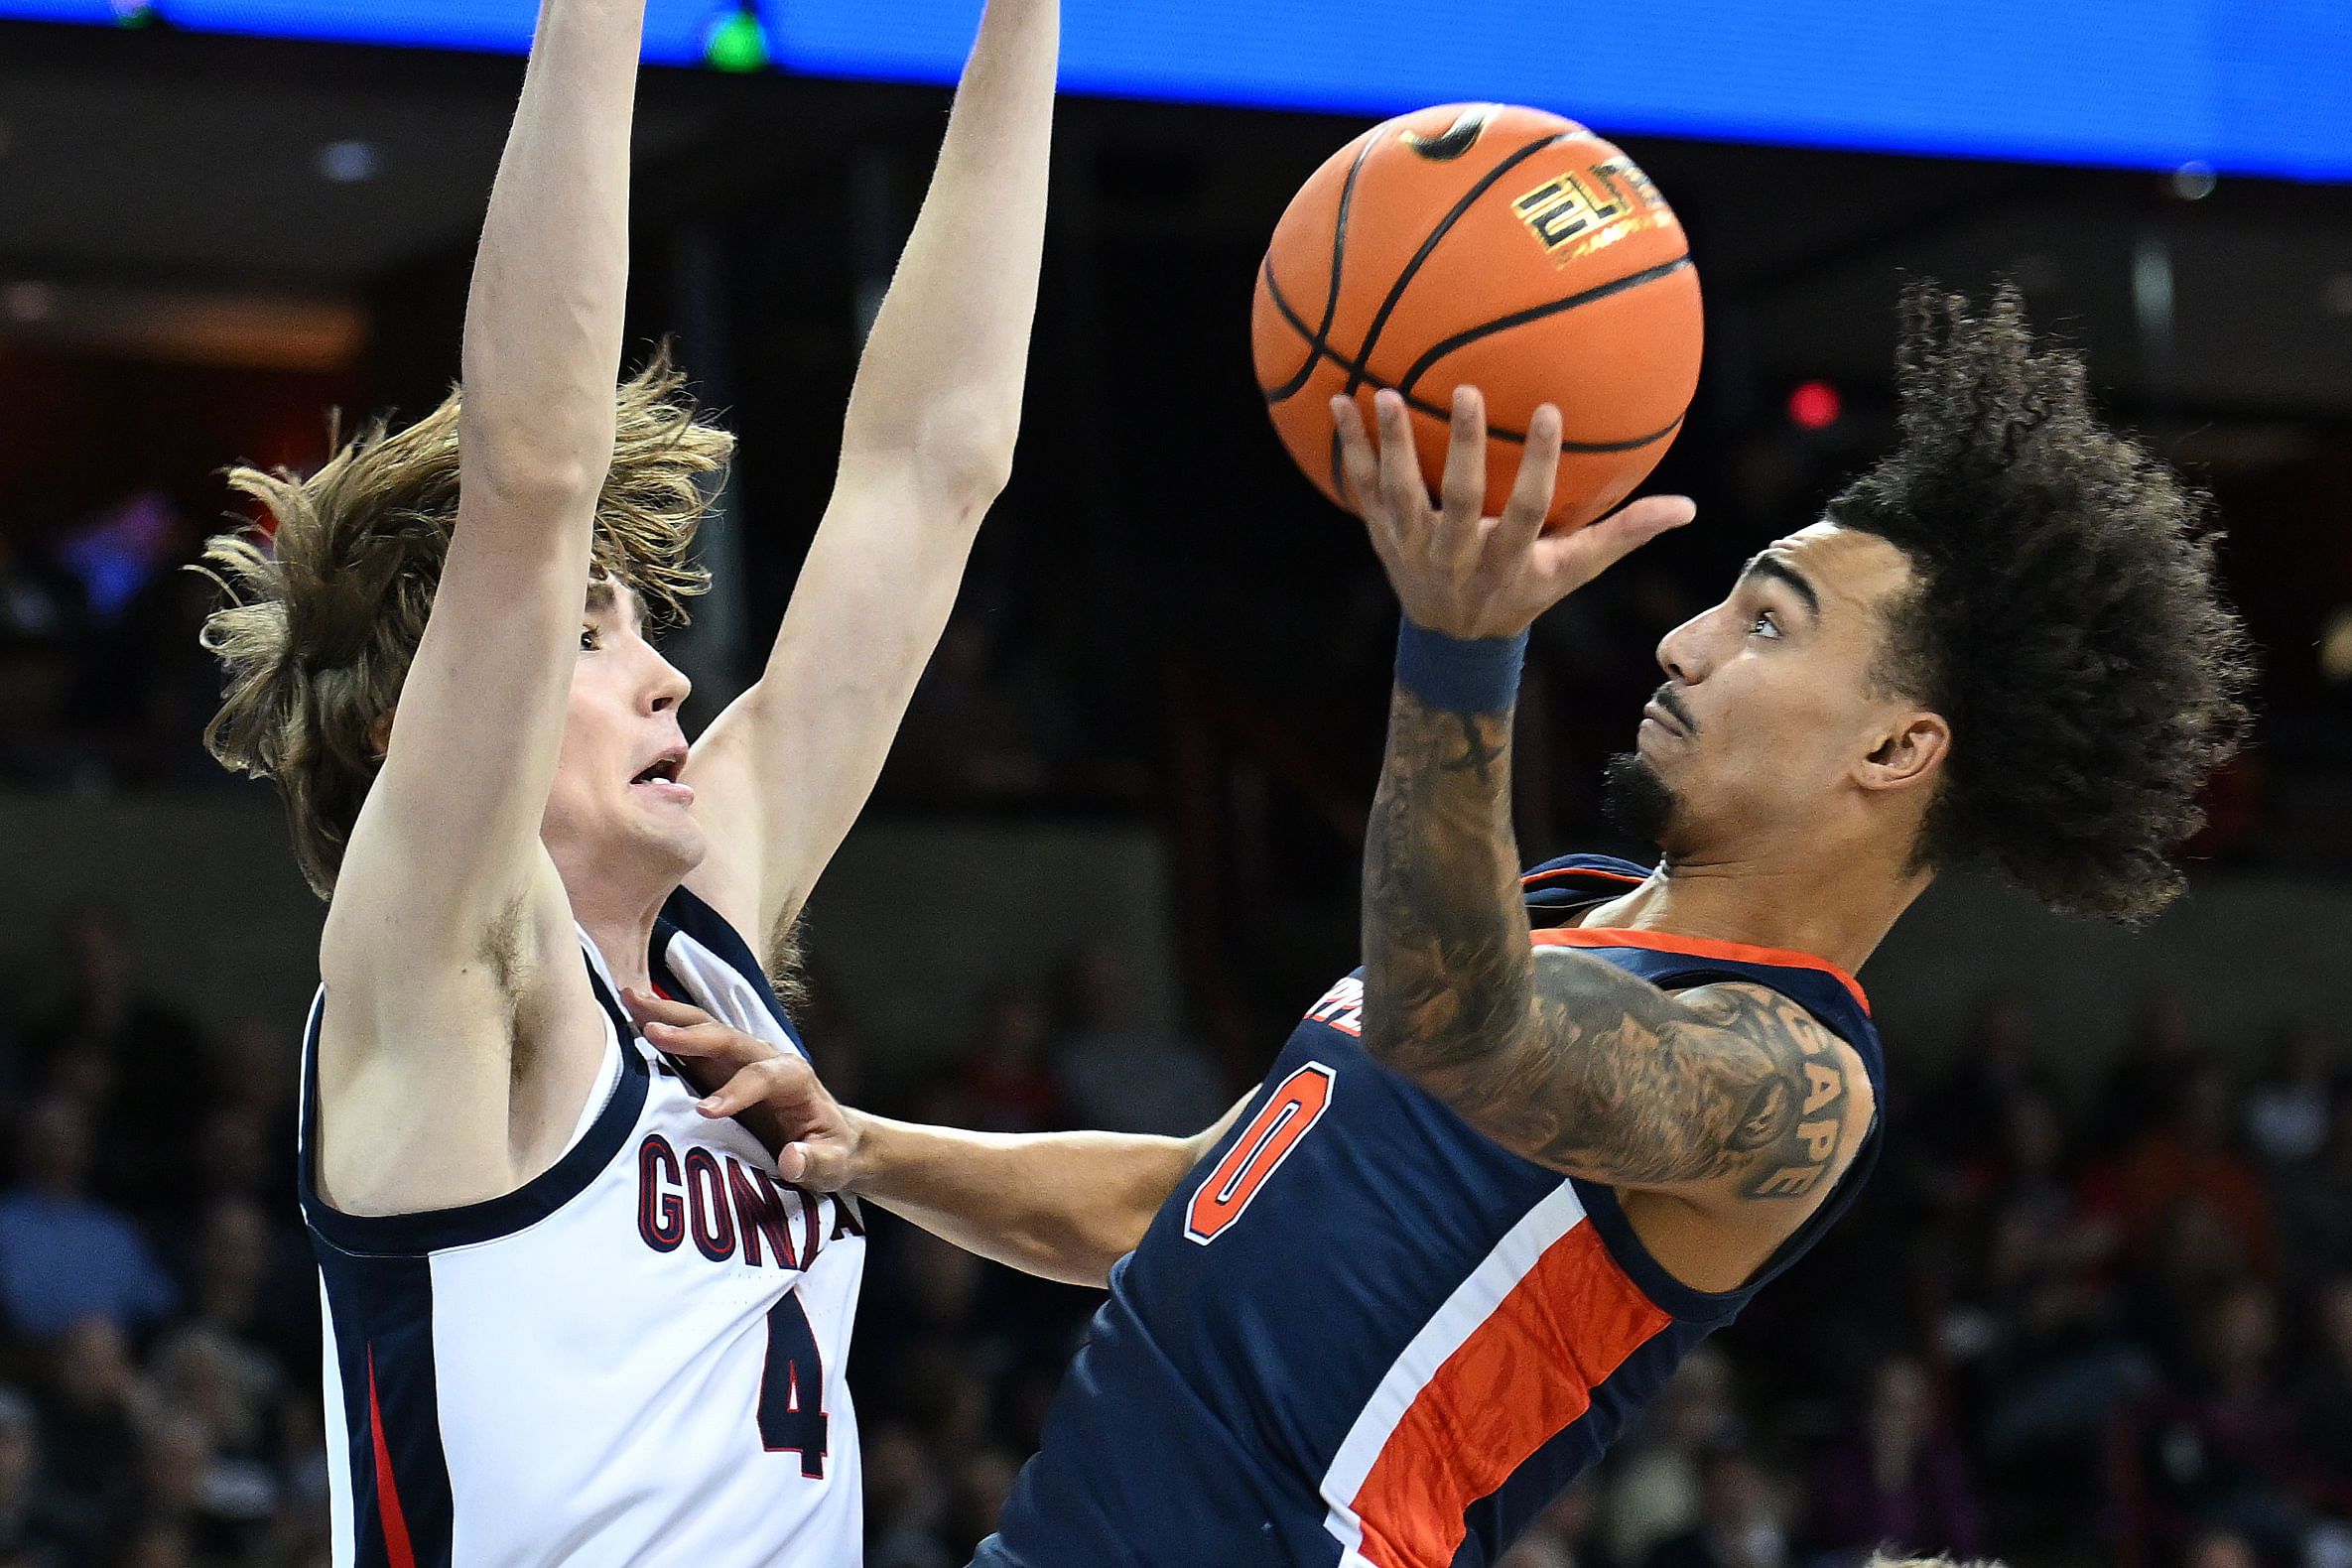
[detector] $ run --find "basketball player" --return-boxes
[658,289,2251,1568]
[194,0,1057,1557]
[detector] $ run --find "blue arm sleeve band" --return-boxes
[1393,618,1527,716]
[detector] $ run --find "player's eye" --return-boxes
[580,625,601,651]
[1749,609,1780,639]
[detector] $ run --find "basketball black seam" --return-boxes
[1261,264,1689,455]
[1262,131,1380,406]
[1323,129,1574,495]
[1394,253,1694,397]
[1337,132,1573,403]
[1400,104,1496,162]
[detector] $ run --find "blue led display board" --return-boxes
[10,0,2351,182]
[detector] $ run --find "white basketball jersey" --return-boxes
[299,886,865,1568]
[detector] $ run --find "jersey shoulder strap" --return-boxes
[1520,852,1652,923]
[650,885,809,1061]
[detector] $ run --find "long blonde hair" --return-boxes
[198,353,730,897]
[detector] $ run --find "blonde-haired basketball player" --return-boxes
[197,0,1058,1557]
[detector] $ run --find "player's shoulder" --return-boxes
[1673,979,1876,1200]
[1676,979,1871,1090]
[1673,978,1839,1045]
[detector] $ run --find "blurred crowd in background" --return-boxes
[0,492,226,792]
[0,485,1119,806]
[0,899,2346,1568]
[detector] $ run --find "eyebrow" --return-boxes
[1738,553,1822,619]
[584,579,617,616]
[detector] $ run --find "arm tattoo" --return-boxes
[1359,683,1861,1197]
[1506,968,1857,1196]
[1359,685,1537,1091]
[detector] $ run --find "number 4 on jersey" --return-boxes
[760,1290,828,1477]
[1185,1062,1336,1244]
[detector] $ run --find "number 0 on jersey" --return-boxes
[1185,1062,1336,1244]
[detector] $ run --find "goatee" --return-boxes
[1601,752,1679,847]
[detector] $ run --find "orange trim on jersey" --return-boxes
[1531,926,1870,1015]
[1519,865,1646,887]
[366,1348,418,1568]
[1350,1222,1671,1568]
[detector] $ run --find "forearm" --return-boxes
[1360,663,1539,1084]
[838,0,1057,501]
[459,0,641,502]
[847,1113,1192,1288]
[687,0,1057,938]
[345,0,645,918]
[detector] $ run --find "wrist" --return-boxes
[839,1109,883,1192]
[1394,617,1528,716]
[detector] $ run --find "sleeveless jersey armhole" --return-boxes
[560,1018,625,1158]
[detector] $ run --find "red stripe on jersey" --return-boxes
[1532,927,1871,1016]
[1519,865,1646,886]
[366,1348,418,1568]
[1350,1222,1671,1568]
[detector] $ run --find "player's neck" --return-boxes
[569,876,676,998]
[1586,833,1931,978]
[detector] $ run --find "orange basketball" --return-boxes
[1252,103,1703,531]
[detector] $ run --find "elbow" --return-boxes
[462,450,607,515]
[919,406,1018,513]
[848,397,1019,519]
[457,411,613,513]
[1017,1182,1162,1290]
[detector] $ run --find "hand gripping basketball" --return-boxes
[1332,385,1694,640]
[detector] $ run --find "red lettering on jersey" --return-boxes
[637,1135,686,1252]
[727,1157,797,1270]
[797,1186,826,1267]
[640,1137,861,1274]
[1306,977,1366,1037]
[684,1147,738,1262]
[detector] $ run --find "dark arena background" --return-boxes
[4,3,2352,1565]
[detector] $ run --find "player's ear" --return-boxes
[1858,709,1949,793]
[367,708,396,761]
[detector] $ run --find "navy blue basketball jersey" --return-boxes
[979,854,1883,1568]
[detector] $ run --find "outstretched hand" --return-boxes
[619,987,859,1192]
[1332,386,1695,640]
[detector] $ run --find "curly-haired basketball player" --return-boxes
[654,286,2252,1568]
[196,0,1058,1558]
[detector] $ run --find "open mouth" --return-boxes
[629,747,693,801]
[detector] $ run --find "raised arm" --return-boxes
[684,0,1058,954]
[1333,388,1869,1215]
[318,0,643,1208]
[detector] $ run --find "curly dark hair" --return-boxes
[1827,283,2254,923]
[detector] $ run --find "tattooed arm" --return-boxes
[1362,685,1867,1200]
[1333,385,1869,1211]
